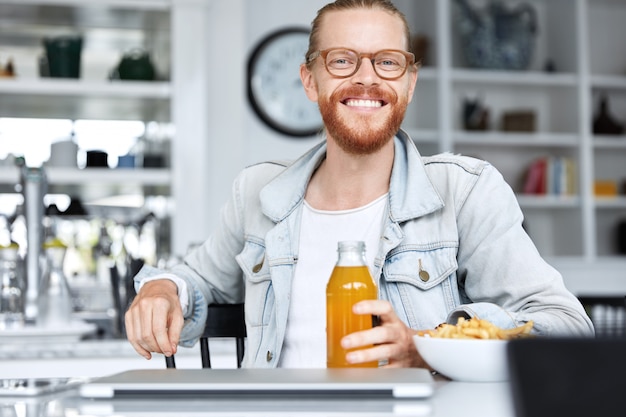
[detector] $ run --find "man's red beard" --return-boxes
[318,85,408,155]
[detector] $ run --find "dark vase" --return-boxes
[593,95,624,135]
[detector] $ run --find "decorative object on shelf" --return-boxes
[111,48,156,81]
[462,96,489,131]
[134,134,169,168]
[454,0,538,70]
[594,180,618,197]
[501,110,536,132]
[85,150,109,168]
[116,154,135,169]
[543,59,556,73]
[593,94,624,135]
[247,27,323,137]
[42,35,83,78]
[47,139,78,168]
[0,57,14,78]
[617,220,626,255]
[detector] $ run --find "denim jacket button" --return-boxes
[266,350,273,362]
[252,255,265,273]
[418,259,430,282]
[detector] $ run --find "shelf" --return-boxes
[451,69,578,87]
[516,194,580,209]
[590,75,626,90]
[595,196,626,209]
[0,0,169,10]
[593,136,626,148]
[549,256,626,296]
[0,167,171,186]
[0,79,171,120]
[0,78,171,98]
[453,131,580,147]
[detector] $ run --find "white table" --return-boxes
[0,339,238,379]
[0,377,517,417]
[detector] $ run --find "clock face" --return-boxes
[247,28,323,137]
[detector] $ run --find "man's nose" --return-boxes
[352,58,381,85]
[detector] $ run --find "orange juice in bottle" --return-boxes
[326,241,378,368]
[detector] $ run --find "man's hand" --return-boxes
[124,279,184,360]
[340,299,427,368]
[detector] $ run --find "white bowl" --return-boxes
[413,335,509,382]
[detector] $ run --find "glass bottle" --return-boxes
[0,242,25,330]
[326,241,378,368]
[37,237,73,328]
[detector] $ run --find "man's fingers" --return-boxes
[129,339,153,360]
[168,313,184,354]
[341,324,387,350]
[353,299,395,320]
[152,311,174,356]
[125,308,152,359]
[125,281,184,358]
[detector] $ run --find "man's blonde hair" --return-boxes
[305,0,411,67]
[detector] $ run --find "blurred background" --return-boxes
[0,0,624,343]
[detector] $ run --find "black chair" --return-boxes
[165,303,246,368]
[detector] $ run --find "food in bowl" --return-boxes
[418,317,534,340]
[413,318,534,382]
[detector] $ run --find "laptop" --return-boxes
[79,368,435,400]
[78,396,433,417]
[507,337,626,417]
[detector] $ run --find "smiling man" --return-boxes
[125,0,593,369]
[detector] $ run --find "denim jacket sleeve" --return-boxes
[447,162,594,335]
[134,169,252,346]
[134,161,287,348]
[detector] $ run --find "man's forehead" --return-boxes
[316,8,407,50]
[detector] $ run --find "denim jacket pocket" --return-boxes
[383,245,458,290]
[236,240,272,328]
[237,241,270,282]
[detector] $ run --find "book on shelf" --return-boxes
[522,156,576,196]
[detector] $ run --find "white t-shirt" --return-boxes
[277,194,388,368]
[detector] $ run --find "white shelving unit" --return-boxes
[397,0,626,293]
[0,0,220,256]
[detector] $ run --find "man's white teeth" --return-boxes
[345,99,382,108]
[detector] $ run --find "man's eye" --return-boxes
[330,57,353,67]
[378,59,400,67]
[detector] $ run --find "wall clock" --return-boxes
[247,27,323,137]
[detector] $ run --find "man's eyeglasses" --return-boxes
[307,48,416,80]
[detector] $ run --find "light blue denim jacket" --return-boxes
[135,130,594,367]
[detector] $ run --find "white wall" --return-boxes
[242,0,329,166]
[197,0,329,238]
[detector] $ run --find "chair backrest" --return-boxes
[165,303,246,369]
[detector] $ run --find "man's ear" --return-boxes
[300,63,319,102]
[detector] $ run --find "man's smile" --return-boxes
[343,98,384,108]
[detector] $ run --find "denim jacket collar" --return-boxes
[259,129,444,223]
